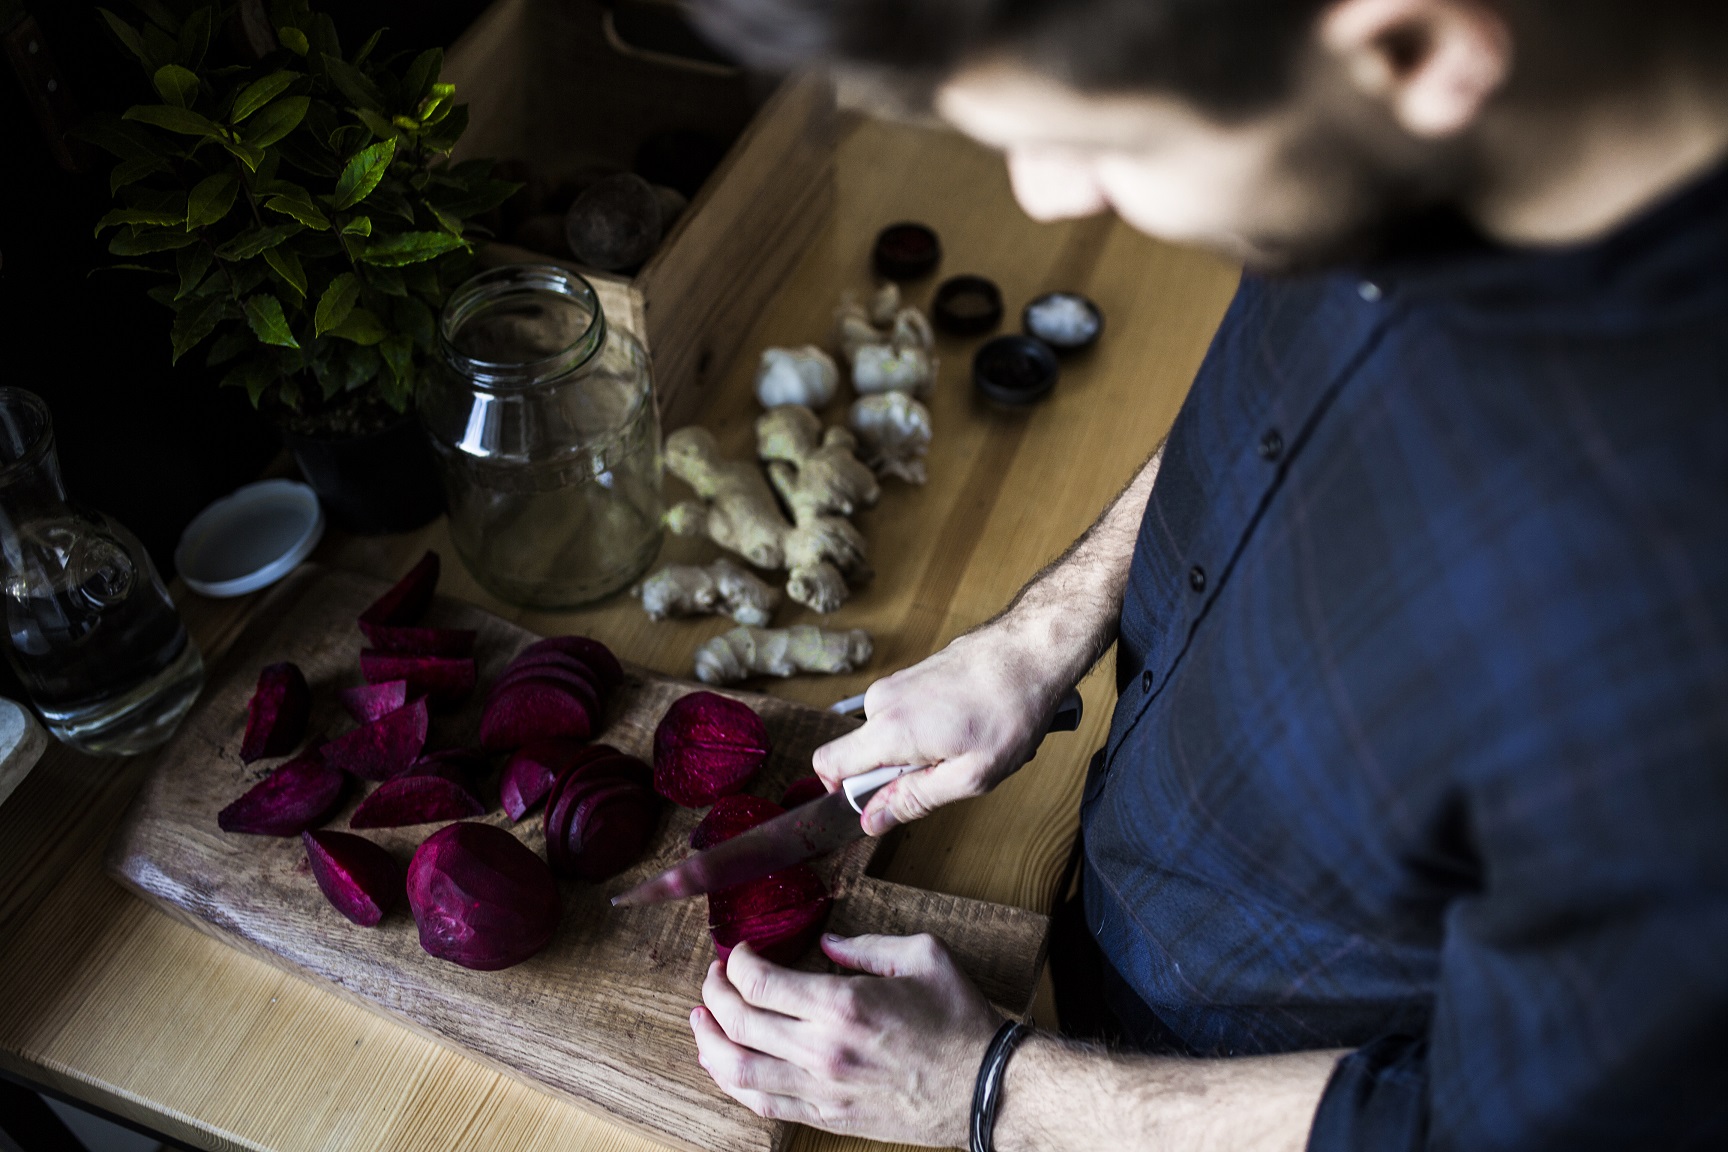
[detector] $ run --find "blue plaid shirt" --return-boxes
[1081,164,1728,1150]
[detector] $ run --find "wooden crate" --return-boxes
[443,0,838,427]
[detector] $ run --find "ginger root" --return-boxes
[836,284,937,397]
[756,405,880,520]
[694,625,873,685]
[849,392,932,484]
[636,559,780,627]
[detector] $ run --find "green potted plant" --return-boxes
[82,0,517,533]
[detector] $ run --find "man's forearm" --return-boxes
[998,1033,1345,1152]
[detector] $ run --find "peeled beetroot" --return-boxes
[691,794,830,963]
[349,768,486,828]
[516,636,624,692]
[407,822,560,970]
[692,794,787,850]
[338,679,409,725]
[360,651,477,709]
[240,661,311,762]
[322,697,430,781]
[218,746,345,836]
[358,622,477,657]
[362,551,440,627]
[543,749,658,880]
[779,776,828,809]
[652,691,771,807]
[480,680,593,751]
[501,738,589,821]
[712,899,832,964]
[303,829,403,926]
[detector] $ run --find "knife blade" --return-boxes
[611,688,1084,907]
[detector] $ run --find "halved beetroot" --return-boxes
[360,651,477,709]
[480,679,593,751]
[712,897,832,964]
[652,691,771,807]
[218,746,345,836]
[359,622,478,657]
[362,550,440,626]
[322,697,429,781]
[708,863,830,926]
[302,829,403,926]
[407,822,560,971]
[501,739,591,821]
[691,794,786,850]
[562,782,658,881]
[691,791,830,963]
[779,776,828,809]
[240,661,311,762]
[349,770,485,828]
[338,679,410,725]
[517,636,623,693]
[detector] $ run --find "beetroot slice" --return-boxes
[652,691,771,808]
[350,773,486,828]
[501,738,594,822]
[779,776,828,808]
[338,679,409,725]
[501,650,607,694]
[240,661,311,762]
[361,550,440,626]
[407,822,560,971]
[691,794,785,850]
[218,747,345,836]
[518,636,623,693]
[322,697,430,781]
[360,651,477,709]
[303,829,403,926]
[712,896,831,964]
[480,680,593,751]
[489,663,601,712]
[709,863,829,927]
[359,622,477,657]
[563,783,657,881]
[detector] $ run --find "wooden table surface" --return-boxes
[0,115,1237,1152]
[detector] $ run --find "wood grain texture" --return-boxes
[0,115,1239,1152]
[108,566,1046,1152]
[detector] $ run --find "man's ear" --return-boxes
[1321,0,1511,137]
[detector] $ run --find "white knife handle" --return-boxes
[842,763,918,814]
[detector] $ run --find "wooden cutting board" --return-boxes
[107,565,1048,1152]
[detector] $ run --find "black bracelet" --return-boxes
[970,1019,1033,1152]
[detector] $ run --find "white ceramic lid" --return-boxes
[176,479,324,598]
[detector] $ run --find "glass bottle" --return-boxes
[0,389,204,755]
[421,265,663,608]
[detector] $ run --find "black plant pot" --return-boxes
[280,414,445,535]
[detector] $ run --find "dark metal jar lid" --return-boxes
[873,222,942,281]
[1022,291,1104,353]
[932,274,1004,336]
[973,335,1059,406]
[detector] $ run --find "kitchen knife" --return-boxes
[611,689,1084,907]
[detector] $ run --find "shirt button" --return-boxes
[1358,280,1383,302]
[1258,429,1283,461]
[1189,566,1207,592]
[1141,670,1153,693]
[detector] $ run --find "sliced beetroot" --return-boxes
[691,794,785,850]
[501,738,591,821]
[350,771,486,828]
[709,863,829,927]
[322,697,430,781]
[652,691,771,808]
[779,776,828,809]
[517,636,623,693]
[362,550,440,627]
[218,747,345,836]
[302,829,404,926]
[489,662,601,711]
[712,896,831,964]
[480,679,593,752]
[240,661,311,762]
[338,679,410,725]
[563,782,657,881]
[408,822,560,970]
[360,651,477,709]
[690,790,830,963]
[358,622,478,657]
[501,649,606,689]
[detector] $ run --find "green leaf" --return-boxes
[314,272,360,335]
[360,231,466,267]
[426,202,463,237]
[418,84,456,125]
[420,103,468,151]
[327,306,386,345]
[109,155,166,195]
[77,115,163,160]
[122,103,221,137]
[94,205,184,235]
[177,7,212,69]
[97,9,150,67]
[403,48,443,102]
[219,139,266,170]
[355,107,397,141]
[243,96,309,148]
[278,26,309,56]
[175,243,213,298]
[185,171,238,229]
[264,194,330,230]
[232,71,300,123]
[367,266,406,297]
[205,328,252,366]
[152,64,199,108]
[320,53,384,111]
[244,294,300,348]
[328,137,395,210]
[133,0,180,33]
[146,283,177,309]
[263,246,308,298]
[311,14,341,62]
[395,295,436,351]
[215,225,294,261]
[341,215,372,237]
[353,28,384,66]
[221,357,282,407]
[109,228,198,255]
[380,332,413,387]
[368,182,415,223]
[171,295,225,363]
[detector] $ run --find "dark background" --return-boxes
[0,1,489,577]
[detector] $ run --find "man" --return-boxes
[681,1,1728,1148]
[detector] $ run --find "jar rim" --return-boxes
[0,388,54,489]
[438,264,607,389]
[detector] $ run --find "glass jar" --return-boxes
[422,266,663,608]
[0,389,204,755]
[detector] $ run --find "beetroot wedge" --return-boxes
[480,679,593,751]
[362,550,440,626]
[408,822,560,970]
[240,661,311,762]
[779,776,828,809]
[338,679,409,725]
[501,739,590,822]
[360,651,477,709]
[653,691,771,807]
[218,747,345,836]
[322,697,430,781]
[350,771,485,828]
[358,622,477,657]
[303,829,404,926]
[517,636,623,693]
